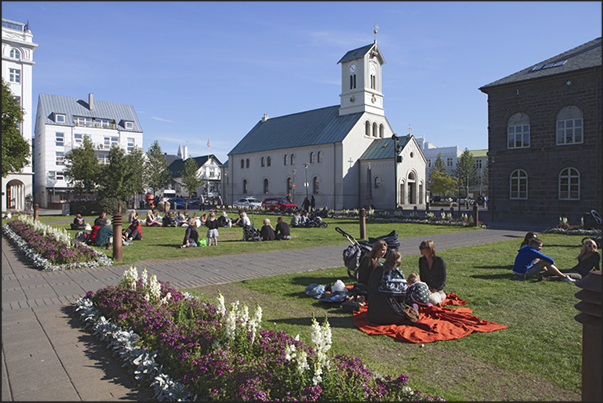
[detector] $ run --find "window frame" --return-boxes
[509,169,528,200]
[9,68,21,83]
[558,167,580,200]
[556,118,583,145]
[9,48,21,59]
[124,121,134,130]
[55,152,65,166]
[312,176,319,195]
[55,132,65,147]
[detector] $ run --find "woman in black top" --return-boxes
[418,239,447,305]
[357,240,388,286]
[180,218,199,248]
[260,218,276,241]
[557,238,600,280]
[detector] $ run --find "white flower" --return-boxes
[216,291,226,317]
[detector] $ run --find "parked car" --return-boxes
[233,197,262,209]
[261,198,299,212]
[186,198,201,209]
[168,197,186,209]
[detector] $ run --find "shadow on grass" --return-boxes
[471,273,521,280]
[474,265,514,270]
[271,315,357,329]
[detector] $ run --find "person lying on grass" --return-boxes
[512,238,575,282]
[545,238,600,281]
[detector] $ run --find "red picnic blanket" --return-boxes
[353,293,507,344]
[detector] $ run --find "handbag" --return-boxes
[392,297,420,323]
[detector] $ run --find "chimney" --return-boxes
[88,93,93,110]
[262,113,269,122]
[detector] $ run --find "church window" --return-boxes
[507,113,530,149]
[556,106,583,145]
[317,151,322,163]
[372,122,378,137]
[284,154,288,165]
[312,177,319,194]
[291,154,295,165]
[243,179,248,194]
[510,169,528,199]
[365,121,371,136]
[310,152,315,163]
[559,168,579,200]
[10,48,21,59]
[350,74,356,90]
[370,74,376,89]
[267,156,271,167]
[263,179,269,194]
[374,177,381,189]
[241,159,244,169]
[246,159,250,168]
[379,124,384,138]
[261,157,265,167]
[287,177,292,194]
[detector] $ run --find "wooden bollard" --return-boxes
[359,208,366,240]
[574,270,602,401]
[112,204,123,263]
[473,203,479,226]
[33,204,39,220]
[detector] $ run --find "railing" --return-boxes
[74,121,118,130]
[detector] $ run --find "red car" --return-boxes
[261,198,299,212]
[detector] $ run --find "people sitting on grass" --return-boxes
[95,218,113,249]
[175,211,186,227]
[145,209,161,227]
[512,238,575,282]
[520,231,539,248]
[275,217,291,240]
[290,211,303,227]
[232,211,251,227]
[405,272,432,312]
[71,213,86,230]
[86,223,101,245]
[260,218,276,241]
[180,218,199,248]
[94,211,107,227]
[357,240,388,286]
[205,211,220,246]
[217,211,230,227]
[546,238,600,281]
[368,250,413,325]
[128,209,138,224]
[123,219,143,241]
[162,211,177,227]
[418,239,448,305]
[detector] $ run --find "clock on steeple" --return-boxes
[337,41,386,116]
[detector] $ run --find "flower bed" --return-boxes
[2,215,112,271]
[75,266,444,401]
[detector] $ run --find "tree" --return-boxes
[64,136,100,194]
[181,157,204,197]
[428,170,458,197]
[98,145,146,201]
[431,152,447,174]
[2,78,30,177]
[145,140,171,196]
[453,149,479,198]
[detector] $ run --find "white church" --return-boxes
[226,40,426,211]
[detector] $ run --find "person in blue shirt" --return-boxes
[512,238,575,282]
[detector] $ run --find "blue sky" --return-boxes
[3,1,601,164]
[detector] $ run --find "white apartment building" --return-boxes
[33,93,143,208]
[2,18,38,212]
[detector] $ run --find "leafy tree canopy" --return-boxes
[145,140,171,195]
[64,136,100,194]
[2,79,30,177]
[427,170,458,197]
[453,149,479,196]
[181,157,204,197]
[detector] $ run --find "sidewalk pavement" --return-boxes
[2,227,527,401]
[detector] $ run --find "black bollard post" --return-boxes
[359,208,366,240]
[473,203,479,227]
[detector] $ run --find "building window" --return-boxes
[56,172,64,181]
[310,152,315,163]
[284,154,288,165]
[95,118,111,128]
[374,177,381,189]
[127,138,135,152]
[261,157,265,167]
[55,114,65,123]
[241,159,244,169]
[263,179,269,194]
[447,157,453,167]
[427,159,432,168]
[556,106,584,145]
[96,153,109,165]
[379,124,384,138]
[104,137,111,149]
[475,159,482,169]
[125,121,134,129]
[111,136,118,146]
[9,68,20,83]
[365,121,371,136]
[317,151,322,163]
[55,132,64,147]
[373,122,378,137]
[287,177,292,194]
[246,159,250,168]
[370,74,376,89]
[510,169,528,200]
[559,167,580,200]
[56,152,64,165]
[350,74,356,89]
[267,156,271,167]
[507,113,530,149]
[74,133,83,145]
[312,177,319,194]
[243,179,248,194]
[291,154,295,165]
[9,48,21,59]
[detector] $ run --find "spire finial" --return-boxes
[373,24,379,43]
[407,124,412,135]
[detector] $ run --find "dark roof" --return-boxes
[228,105,364,155]
[359,135,412,160]
[164,154,181,167]
[167,154,222,178]
[337,42,386,65]
[37,93,143,132]
[480,37,601,90]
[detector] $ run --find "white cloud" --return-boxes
[151,116,175,123]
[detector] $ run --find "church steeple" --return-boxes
[337,39,385,116]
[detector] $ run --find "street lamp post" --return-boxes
[303,163,309,199]
[292,169,297,205]
[391,134,399,212]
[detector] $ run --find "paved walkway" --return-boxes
[1,227,527,401]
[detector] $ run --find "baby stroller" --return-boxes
[243,224,262,242]
[307,214,328,228]
[581,210,602,248]
[335,227,400,281]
